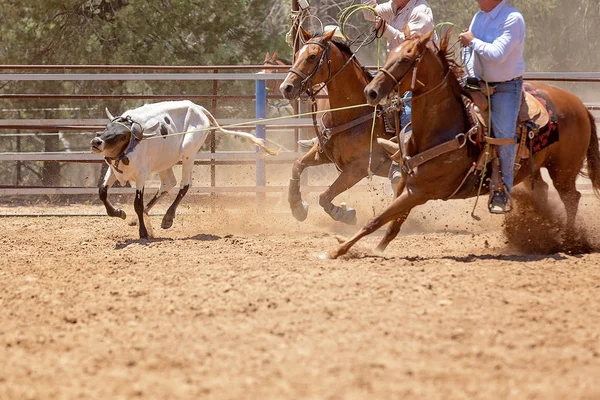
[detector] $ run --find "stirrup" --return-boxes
[488,189,513,214]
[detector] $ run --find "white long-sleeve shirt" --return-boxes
[362,0,435,52]
[466,0,526,83]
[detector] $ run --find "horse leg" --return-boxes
[547,164,582,242]
[144,169,177,214]
[321,191,427,259]
[289,146,330,221]
[375,177,408,252]
[527,169,549,209]
[318,165,368,225]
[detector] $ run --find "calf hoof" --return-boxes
[117,209,126,219]
[290,200,309,222]
[161,214,175,229]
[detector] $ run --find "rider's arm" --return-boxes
[405,5,435,36]
[361,0,377,22]
[470,12,525,63]
[380,5,434,43]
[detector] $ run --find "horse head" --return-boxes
[280,27,339,100]
[261,51,291,95]
[365,29,437,105]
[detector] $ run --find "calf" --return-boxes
[90,100,276,239]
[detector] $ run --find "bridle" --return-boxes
[288,39,357,101]
[377,51,425,93]
[376,47,451,102]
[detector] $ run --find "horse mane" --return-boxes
[434,29,464,89]
[311,33,373,82]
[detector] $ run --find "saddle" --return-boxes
[463,82,552,192]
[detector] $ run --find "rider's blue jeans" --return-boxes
[401,92,412,130]
[490,78,523,192]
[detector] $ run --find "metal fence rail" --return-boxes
[1,66,599,198]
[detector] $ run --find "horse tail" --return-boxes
[584,110,600,198]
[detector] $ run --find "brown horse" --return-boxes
[262,51,329,118]
[280,29,394,224]
[323,29,600,258]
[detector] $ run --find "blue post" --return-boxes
[255,79,266,206]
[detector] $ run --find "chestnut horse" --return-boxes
[323,30,600,259]
[262,51,330,119]
[262,52,295,117]
[280,29,394,224]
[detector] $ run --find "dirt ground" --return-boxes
[1,189,599,400]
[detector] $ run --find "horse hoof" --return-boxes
[118,210,127,220]
[291,201,309,222]
[339,208,357,225]
[313,251,334,260]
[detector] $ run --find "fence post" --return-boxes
[255,78,266,206]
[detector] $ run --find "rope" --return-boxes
[338,4,379,46]
[468,51,493,220]
[367,35,382,178]
[337,4,382,178]
[142,102,372,141]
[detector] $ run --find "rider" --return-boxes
[299,2,436,190]
[363,0,436,187]
[459,0,526,214]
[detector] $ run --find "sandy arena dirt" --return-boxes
[0,189,599,399]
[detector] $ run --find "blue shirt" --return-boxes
[465,0,526,83]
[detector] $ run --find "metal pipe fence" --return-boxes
[0,66,599,198]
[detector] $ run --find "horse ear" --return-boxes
[417,30,434,51]
[300,27,312,42]
[264,51,270,62]
[272,51,278,60]
[322,28,336,43]
[403,24,411,39]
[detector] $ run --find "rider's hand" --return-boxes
[375,16,383,30]
[458,30,475,46]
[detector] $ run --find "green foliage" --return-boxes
[0,0,598,187]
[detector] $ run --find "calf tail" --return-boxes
[585,110,600,198]
[203,109,279,155]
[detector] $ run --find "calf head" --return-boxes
[91,108,159,159]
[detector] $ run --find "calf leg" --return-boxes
[99,167,126,219]
[144,169,177,213]
[161,157,193,229]
[134,188,150,239]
